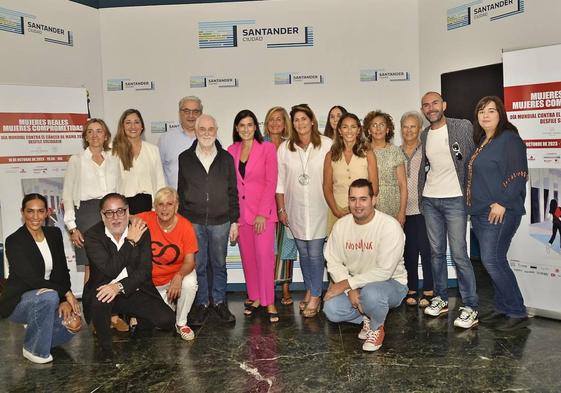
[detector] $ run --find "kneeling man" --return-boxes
[323,179,408,352]
[83,193,175,354]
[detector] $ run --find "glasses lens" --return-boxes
[103,207,127,218]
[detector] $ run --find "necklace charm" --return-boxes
[298,173,310,185]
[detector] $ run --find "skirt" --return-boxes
[74,199,102,266]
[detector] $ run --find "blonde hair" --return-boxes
[263,106,292,139]
[154,186,179,206]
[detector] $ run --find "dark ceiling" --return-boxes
[71,0,261,8]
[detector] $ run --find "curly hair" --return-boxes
[363,110,395,143]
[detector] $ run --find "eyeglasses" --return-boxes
[180,109,202,115]
[452,142,463,160]
[102,207,127,218]
[370,123,387,129]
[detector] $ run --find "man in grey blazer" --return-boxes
[418,91,479,329]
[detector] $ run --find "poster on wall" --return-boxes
[503,44,561,318]
[0,85,87,295]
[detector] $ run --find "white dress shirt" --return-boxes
[62,148,121,230]
[276,135,332,240]
[119,141,166,199]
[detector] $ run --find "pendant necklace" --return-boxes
[297,144,311,185]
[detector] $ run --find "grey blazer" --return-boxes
[417,117,475,212]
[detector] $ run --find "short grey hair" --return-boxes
[400,111,425,128]
[195,114,217,130]
[178,96,203,111]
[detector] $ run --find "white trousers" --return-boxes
[156,270,198,326]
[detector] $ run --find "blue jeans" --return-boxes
[323,280,407,329]
[193,222,230,306]
[294,238,325,297]
[8,289,75,359]
[422,196,478,309]
[471,213,526,318]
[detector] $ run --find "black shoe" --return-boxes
[494,316,530,331]
[479,310,506,325]
[189,304,208,327]
[213,302,236,323]
[97,345,114,361]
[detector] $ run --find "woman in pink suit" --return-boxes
[228,110,279,323]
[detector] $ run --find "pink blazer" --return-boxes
[227,140,278,226]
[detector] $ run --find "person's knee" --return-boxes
[35,289,59,308]
[181,274,198,293]
[322,299,345,322]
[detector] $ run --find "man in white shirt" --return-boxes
[323,179,408,352]
[159,96,203,188]
[83,193,175,357]
[419,91,479,329]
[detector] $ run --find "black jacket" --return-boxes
[177,139,240,225]
[82,221,159,323]
[0,226,71,318]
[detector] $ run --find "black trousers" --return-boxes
[90,289,175,350]
[549,219,561,246]
[404,214,433,292]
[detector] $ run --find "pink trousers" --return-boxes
[238,222,276,306]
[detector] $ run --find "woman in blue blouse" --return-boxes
[466,96,529,331]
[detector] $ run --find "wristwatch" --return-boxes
[126,238,137,247]
[116,282,125,295]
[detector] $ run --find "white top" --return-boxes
[423,124,462,198]
[276,135,332,240]
[36,238,53,280]
[324,211,407,289]
[195,143,217,174]
[158,126,196,189]
[118,141,166,199]
[105,226,129,282]
[62,148,121,230]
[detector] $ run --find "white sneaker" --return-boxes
[22,348,53,364]
[424,296,448,317]
[362,325,385,352]
[453,307,479,329]
[176,325,195,341]
[358,316,371,340]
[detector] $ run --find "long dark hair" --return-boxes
[473,96,519,145]
[112,109,145,170]
[330,113,367,161]
[232,109,263,143]
[324,105,348,139]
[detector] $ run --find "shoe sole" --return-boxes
[362,343,382,352]
[424,307,448,317]
[453,320,479,329]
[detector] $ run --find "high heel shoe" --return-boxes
[302,302,321,318]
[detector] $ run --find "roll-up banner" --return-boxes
[503,44,561,319]
[0,85,88,295]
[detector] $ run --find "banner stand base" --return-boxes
[527,307,561,321]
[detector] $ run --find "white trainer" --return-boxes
[453,307,479,329]
[358,316,371,340]
[23,348,53,364]
[424,296,449,317]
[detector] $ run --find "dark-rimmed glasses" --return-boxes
[102,207,127,218]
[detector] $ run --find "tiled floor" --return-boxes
[1,261,560,392]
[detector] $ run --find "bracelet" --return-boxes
[278,207,286,214]
[69,228,76,235]
[126,238,137,247]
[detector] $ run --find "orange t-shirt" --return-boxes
[137,211,198,286]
